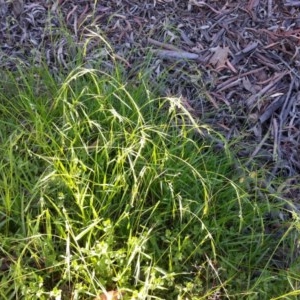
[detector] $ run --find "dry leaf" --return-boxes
[209,46,230,69]
[95,290,124,300]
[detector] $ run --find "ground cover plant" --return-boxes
[1,0,300,299]
[0,58,300,300]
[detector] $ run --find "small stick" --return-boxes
[246,71,288,108]
[270,76,295,177]
[218,78,241,92]
[272,117,279,162]
[151,49,199,60]
[148,38,182,52]
[216,67,265,90]
[245,123,271,167]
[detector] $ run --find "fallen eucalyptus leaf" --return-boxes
[209,46,230,69]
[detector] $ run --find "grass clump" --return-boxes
[0,64,299,300]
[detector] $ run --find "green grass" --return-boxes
[0,55,299,299]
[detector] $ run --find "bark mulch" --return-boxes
[1,0,300,220]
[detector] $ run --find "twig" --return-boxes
[284,1,300,6]
[147,38,182,51]
[272,52,300,79]
[245,123,271,167]
[270,76,295,177]
[216,67,265,90]
[151,49,199,60]
[272,117,279,162]
[279,76,296,124]
[246,71,288,108]
[218,78,241,92]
